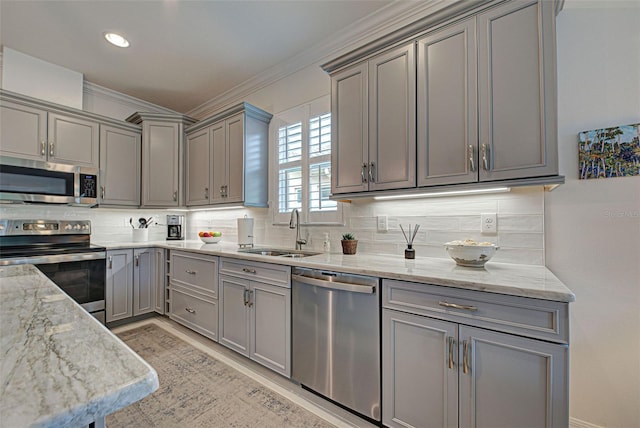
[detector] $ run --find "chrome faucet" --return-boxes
[289,208,307,250]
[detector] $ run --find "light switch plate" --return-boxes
[481,213,497,235]
[377,215,388,232]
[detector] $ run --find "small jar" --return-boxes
[404,244,415,259]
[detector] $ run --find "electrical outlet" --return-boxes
[377,215,388,232]
[481,213,497,235]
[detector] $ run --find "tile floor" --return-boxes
[112,316,377,428]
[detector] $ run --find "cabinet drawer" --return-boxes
[171,252,218,297]
[219,257,291,288]
[383,279,568,344]
[170,287,218,341]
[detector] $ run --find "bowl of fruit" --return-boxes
[198,231,222,244]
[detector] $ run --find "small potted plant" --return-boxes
[341,233,358,255]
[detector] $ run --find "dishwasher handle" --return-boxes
[292,274,375,294]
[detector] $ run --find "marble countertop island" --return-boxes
[0,265,158,428]
[101,240,575,303]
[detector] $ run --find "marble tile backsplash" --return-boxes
[0,187,546,265]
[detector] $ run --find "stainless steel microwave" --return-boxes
[0,156,98,206]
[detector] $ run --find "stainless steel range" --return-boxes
[0,219,106,323]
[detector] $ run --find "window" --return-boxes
[272,97,342,225]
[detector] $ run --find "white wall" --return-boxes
[548,4,640,428]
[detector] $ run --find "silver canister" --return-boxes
[237,215,254,248]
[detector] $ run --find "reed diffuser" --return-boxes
[400,224,420,259]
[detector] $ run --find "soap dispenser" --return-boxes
[323,233,331,253]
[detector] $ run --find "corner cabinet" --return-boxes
[185,103,272,207]
[330,43,416,195]
[218,257,291,377]
[382,279,569,428]
[99,123,141,206]
[126,112,196,207]
[1,91,99,168]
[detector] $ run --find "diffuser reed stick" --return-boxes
[400,224,420,259]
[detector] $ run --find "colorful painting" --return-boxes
[578,123,640,179]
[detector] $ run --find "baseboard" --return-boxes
[570,417,604,428]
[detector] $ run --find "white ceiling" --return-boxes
[0,0,397,113]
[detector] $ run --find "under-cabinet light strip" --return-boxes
[373,187,511,200]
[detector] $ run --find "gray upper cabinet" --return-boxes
[330,43,415,195]
[127,112,196,208]
[99,123,141,206]
[185,103,271,208]
[477,0,558,180]
[1,94,99,168]
[417,18,478,186]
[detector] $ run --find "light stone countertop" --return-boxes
[0,265,159,428]
[98,240,575,303]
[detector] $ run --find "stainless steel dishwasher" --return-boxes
[291,267,380,422]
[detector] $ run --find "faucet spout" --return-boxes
[289,209,307,250]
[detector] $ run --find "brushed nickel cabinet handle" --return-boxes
[481,144,490,170]
[185,270,197,275]
[41,141,46,156]
[220,186,224,195]
[463,340,470,374]
[108,256,112,269]
[185,307,195,314]
[243,289,249,306]
[369,161,375,183]
[439,301,477,312]
[468,145,475,172]
[242,268,257,274]
[173,191,178,201]
[361,163,368,183]
[49,142,54,157]
[101,186,105,199]
[205,187,209,199]
[248,290,254,307]
[135,254,139,267]
[448,336,455,369]
[224,185,228,197]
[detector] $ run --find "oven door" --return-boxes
[8,252,107,324]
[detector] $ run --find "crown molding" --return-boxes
[186,0,468,119]
[83,81,178,115]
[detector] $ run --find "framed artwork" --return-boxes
[578,123,640,179]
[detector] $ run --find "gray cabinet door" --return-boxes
[383,309,458,428]
[331,62,369,195]
[185,127,211,206]
[249,282,291,377]
[210,120,227,204]
[225,113,245,203]
[48,112,99,168]
[99,124,141,206]
[0,101,47,160]
[477,0,558,181]
[459,325,568,428]
[368,43,416,191]
[133,248,155,316]
[142,121,180,206]
[106,249,133,322]
[218,275,250,356]
[417,19,478,186]
[154,248,166,314]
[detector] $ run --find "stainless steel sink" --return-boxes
[238,248,320,258]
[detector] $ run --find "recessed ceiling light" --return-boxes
[104,32,130,48]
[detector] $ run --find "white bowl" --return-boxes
[199,235,222,244]
[444,240,499,268]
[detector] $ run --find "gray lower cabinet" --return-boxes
[153,248,166,314]
[219,258,291,377]
[169,251,219,341]
[99,123,141,206]
[382,279,568,428]
[106,248,157,323]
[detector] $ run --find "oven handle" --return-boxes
[0,251,106,266]
[292,274,375,294]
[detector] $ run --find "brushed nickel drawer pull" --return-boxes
[242,268,257,274]
[439,301,477,311]
[185,307,196,314]
[185,270,197,275]
[463,340,470,374]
